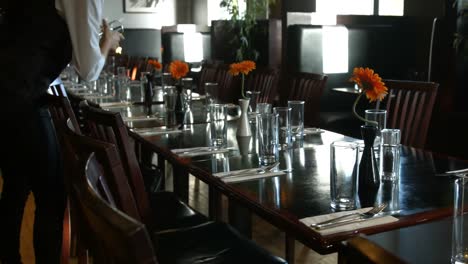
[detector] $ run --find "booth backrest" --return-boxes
[121,29,162,59]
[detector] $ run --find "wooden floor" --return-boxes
[0,167,337,264]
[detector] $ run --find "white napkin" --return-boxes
[84,94,114,100]
[131,127,183,136]
[100,101,132,108]
[171,147,230,157]
[123,115,161,122]
[213,170,286,183]
[300,208,399,236]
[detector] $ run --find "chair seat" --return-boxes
[154,221,287,264]
[150,191,208,232]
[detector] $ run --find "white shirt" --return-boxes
[55,0,106,81]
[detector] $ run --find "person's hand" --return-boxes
[100,19,124,56]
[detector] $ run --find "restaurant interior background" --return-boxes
[108,0,464,159]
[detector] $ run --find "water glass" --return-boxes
[205,82,218,106]
[162,72,173,86]
[211,154,230,173]
[452,178,468,264]
[210,104,227,148]
[140,72,150,102]
[273,107,291,150]
[330,141,359,210]
[182,88,192,111]
[380,129,401,182]
[246,90,261,112]
[257,103,272,114]
[365,109,387,152]
[288,100,305,139]
[257,113,279,166]
[164,86,178,112]
[182,77,193,90]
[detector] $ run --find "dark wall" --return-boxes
[121,29,162,59]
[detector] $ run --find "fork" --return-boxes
[310,203,387,229]
[219,162,280,178]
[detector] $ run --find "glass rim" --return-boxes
[273,106,291,112]
[330,140,359,149]
[287,100,305,105]
[246,90,261,94]
[365,109,387,113]
[204,82,218,86]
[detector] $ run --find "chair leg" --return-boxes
[285,235,296,264]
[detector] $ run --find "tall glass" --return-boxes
[288,100,305,140]
[257,113,279,166]
[273,107,291,150]
[210,104,227,148]
[164,86,177,112]
[246,90,261,113]
[365,109,387,154]
[205,82,218,106]
[452,178,468,264]
[257,103,272,114]
[330,141,358,210]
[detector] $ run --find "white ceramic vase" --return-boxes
[236,98,252,137]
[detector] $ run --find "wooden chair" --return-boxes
[79,102,208,231]
[283,72,328,127]
[73,153,157,264]
[215,64,240,103]
[382,79,439,149]
[338,235,407,264]
[245,68,280,104]
[198,63,219,93]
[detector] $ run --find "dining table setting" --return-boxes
[59,64,468,263]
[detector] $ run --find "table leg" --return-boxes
[173,165,189,203]
[228,197,252,238]
[209,186,222,220]
[286,234,295,264]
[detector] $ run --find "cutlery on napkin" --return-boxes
[100,102,132,108]
[131,127,184,136]
[300,208,398,236]
[171,147,230,157]
[213,162,285,183]
[123,115,161,122]
[303,127,324,135]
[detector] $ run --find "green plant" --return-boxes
[220,0,275,62]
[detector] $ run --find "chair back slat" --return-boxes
[73,153,157,264]
[283,72,328,127]
[245,68,279,104]
[79,102,153,226]
[383,79,438,149]
[198,64,219,93]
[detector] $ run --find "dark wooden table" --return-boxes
[87,93,468,259]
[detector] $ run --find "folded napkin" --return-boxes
[171,147,230,157]
[303,127,324,135]
[213,170,286,183]
[84,94,114,100]
[123,115,161,122]
[131,127,183,136]
[100,101,132,108]
[300,208,399,236]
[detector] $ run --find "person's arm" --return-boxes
[57,0,122,81]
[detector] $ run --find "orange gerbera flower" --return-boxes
[169,60,189,80]
[228,60,257,99]
[238,60,256,75]
[229,63,242,76]
[148,59,162,70]
[349,67,387,102]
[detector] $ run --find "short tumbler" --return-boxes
[330,141,359,210]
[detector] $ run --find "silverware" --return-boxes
[219,162,280,178]
[436,168,468,177]
[310,203,387,230]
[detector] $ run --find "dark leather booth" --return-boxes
[121,29,162,59]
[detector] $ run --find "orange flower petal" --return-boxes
[169,60,189,80]
[350,67,387,102]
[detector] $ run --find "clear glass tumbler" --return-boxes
[380,129,401,182]
[452,177,468,264]
[257,103,272,114]
[204,82,219,106]
[209,104,228,148]
[273,107,291,150]
[164,86,178,112]
[257,113,279,166]
[246,90,261,112]
[330,141,359,210]
[365,109,387,155]
[288,100,305,140]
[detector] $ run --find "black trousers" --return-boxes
[0,108,65,264]
[0,8,71,264]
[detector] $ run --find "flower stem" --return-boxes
[241,74,247,99]
[353,92,378,126]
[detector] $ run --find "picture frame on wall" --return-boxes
[124,0,160,13]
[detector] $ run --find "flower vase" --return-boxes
[144,73,154,115]
[358,125,380,207]
[174,83,183,113]
[237,98,252,137]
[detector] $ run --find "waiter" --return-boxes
[0,0,122,263]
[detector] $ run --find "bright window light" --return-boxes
[183,33,204,63]
[379,0,404,16]
[176,24,196,33]
[322,26,348,74]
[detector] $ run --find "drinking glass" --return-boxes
[257,113,279,166]
[162,72,173,86]
[99,19,124,37]
[330,141,358,210]
[288,100,305,140]
[273,107,291,150]
[182,77,193,90]
[257,103,272,114]
[164,86,178,112]
[210,104,227,148]
[211,154,230,173]
[380,129,401,182]
[140,72,150,102]
[365,109,387,155]
[452,178,468,264]
[182,88,192,111]
[246,90,261,112]
[204,82,218,106]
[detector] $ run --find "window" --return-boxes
[316,0,404,16]
[379,0,404,16]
